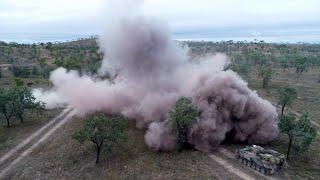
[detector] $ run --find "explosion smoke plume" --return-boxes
[34,0,278,152]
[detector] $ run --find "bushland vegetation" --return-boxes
[0,39,319,178]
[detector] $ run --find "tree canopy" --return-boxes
[278,86,298,116]
[258,67,274,88]
[278,112,317,159]
[73,113,127,164]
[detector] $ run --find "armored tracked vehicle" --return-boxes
[235,145,286,175]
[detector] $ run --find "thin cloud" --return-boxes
[0,0,319,42]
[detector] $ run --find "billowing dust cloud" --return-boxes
[34,0,278,152]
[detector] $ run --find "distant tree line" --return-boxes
[0,38,103,79]
[183,41,320,89]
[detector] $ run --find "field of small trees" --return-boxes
[0,38,103,83]
[186,41,320,84]
[1,39,320,84]
[0,39,319,179]
[184,41,320,178]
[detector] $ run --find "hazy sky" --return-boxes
[1,0,320,42]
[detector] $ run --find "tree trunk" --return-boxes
[281,101,287,116]
[20,116,24,123]
[286,137,293,160]
[5,113,11,128]
[6,118,10,128]
[96,143,102,164]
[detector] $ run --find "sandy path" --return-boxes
[0,109,76,178]
[209,154,255,180]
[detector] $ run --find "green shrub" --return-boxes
[278,112,317,159]
[169,97,199,151]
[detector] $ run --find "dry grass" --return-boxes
[5,117,243,179]
[249,68,320,124]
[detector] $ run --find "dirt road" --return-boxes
[209,153,255,180]
[0,108,76,178]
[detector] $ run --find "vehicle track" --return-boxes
[0,108,76,179]
[209,153,255,180]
